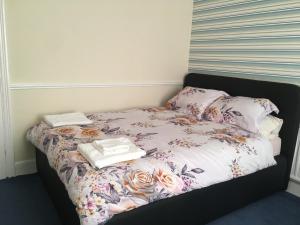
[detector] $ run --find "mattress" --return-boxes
[27,107,276,225]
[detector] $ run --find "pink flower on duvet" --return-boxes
[87,198,96,210]
[154,169,184,194]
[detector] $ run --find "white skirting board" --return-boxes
[287,180,300,197]
[15,159,37,176]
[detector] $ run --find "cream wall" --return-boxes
[7,0,191,84]
[5,0,192,169]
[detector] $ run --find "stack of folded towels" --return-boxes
[43,112,145,169]
[78,137,146,169]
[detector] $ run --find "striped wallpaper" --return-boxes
[189,0,300,84]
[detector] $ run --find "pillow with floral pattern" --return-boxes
[165,86,229,119]
[202,96,279,133]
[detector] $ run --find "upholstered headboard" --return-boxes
[184,73,300,188]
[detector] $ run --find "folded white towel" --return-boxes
[78,142,146,169]
[44,112,93,127]
[93,144,130,156]
[93,137,132,156]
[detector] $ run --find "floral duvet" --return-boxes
[27,107,276,225]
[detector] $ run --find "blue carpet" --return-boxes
[0,174,299,225]
[0,174,62,225]
[207,192,300,225]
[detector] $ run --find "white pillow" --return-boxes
[258,115,283,139]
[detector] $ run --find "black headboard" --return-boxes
[184,73,300,188]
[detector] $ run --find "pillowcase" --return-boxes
[258,115,283,139]
[202,96,279,133]
[166,86,229,119]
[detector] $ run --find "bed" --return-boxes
[30,73,300,225]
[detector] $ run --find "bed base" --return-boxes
[37,150,286,225]
[36,73,300,225]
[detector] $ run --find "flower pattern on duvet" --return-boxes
[26,107,276,225]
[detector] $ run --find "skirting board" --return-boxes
[287,181,300,197]
[15,159,37,176]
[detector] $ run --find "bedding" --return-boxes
[166,86,228,119]
[270,136,282,156]
[258,115,283,139]
[27,107,276,225]
[202,96,279,133]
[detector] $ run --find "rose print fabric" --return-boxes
[27,107,276,225]
[202,96,279,133]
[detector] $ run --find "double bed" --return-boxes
[29,73,300,225]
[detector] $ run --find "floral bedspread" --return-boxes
[27,107,276,225]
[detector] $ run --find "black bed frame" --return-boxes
[36,73,300,225]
